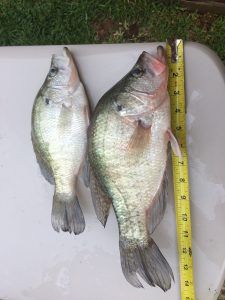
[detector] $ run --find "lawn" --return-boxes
[0,0,224,63]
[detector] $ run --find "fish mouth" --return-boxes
[62,47,74,67]
[140,48,166,76]
[52,47,73,67]
[53,47,80,89]
[156,45,166,64]
[47,47,80,92]
[63,47,80,88]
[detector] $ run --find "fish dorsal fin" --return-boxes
[90,168,111,227]
[146,170,168,235]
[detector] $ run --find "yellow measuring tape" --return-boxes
[166,39,195,300]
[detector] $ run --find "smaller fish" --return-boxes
[31,47,90,234]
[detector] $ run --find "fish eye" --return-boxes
[131,67,143,77]
[49,67,58,77]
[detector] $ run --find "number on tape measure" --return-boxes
[166,39,195,300]
[182,214,188,221]
[183,230,189,238]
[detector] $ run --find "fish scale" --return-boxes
[34,94,85,192]
[32,47,89,235]
[88,47,178,290]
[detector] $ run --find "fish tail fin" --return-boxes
[119,237,174,291]
[51,192,85,235]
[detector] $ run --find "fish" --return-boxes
[88,46,181,290]
[31,47,90,235]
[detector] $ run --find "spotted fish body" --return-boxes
[32,47,89,234]
[88,46,181,290]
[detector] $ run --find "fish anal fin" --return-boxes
[166,129,182,158]
[146,170,168,235]
[90,169,111,227]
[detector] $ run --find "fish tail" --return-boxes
[51,192,85,235]
[119,237,174,291]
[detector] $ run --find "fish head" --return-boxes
[114,46,168,118]
[45,47,80,94]
[129,46,168,94]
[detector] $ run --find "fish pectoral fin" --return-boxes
[90,168,111,227]
[147,170,168,235]
[167,129,182,158]
[62,97,73,109]
[127,121,151,152]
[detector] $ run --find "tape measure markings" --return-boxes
[166,39,196,300]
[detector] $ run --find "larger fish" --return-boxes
[32,47,89,235]
[88,46,181,290]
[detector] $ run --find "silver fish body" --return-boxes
[32,47,90,234]
[88,46,180,290]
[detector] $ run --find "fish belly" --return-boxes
[32,95,87,194]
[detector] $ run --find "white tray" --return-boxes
[0,42,224,300]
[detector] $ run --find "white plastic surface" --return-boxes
[0,42,224,300]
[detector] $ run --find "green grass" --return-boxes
[0,0,224,62]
